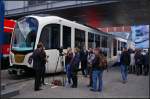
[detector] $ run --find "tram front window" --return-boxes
[12,17,38,51]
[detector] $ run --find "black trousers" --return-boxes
[41,67,45,84]
[72,74,77,87]
[136,64,143,75]
[144,64,149,75]
[81,60,87,75]
[34,69,42,90]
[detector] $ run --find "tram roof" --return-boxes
[24,15,112,36]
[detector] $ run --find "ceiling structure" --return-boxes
[7,0,150,28]
[46,0,150,28]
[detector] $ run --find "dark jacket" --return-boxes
[32,48,46,70]
[134,52,144,65]
[65,52,73,66]
[70,53,80,75]
[120,51,131,65]
[144,52,149,66]
[80,49,88,62]
[92,55,102,71]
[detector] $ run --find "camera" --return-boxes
[57,46,64,56]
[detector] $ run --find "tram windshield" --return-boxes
[12,17,38,51]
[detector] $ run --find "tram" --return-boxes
[9,15,131,75]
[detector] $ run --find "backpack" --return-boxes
[99,54,107,70]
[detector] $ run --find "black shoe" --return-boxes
[34,88,42,91]
[71,85,77,88]
[90,89,96,92]
[87,84,92,87]
[97,89,102,92]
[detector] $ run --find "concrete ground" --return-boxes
[1,67,149,98]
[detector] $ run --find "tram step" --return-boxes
[1,87,19,98]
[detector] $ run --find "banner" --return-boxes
[131,25,149,49]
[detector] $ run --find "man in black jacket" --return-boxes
[32,43,46,91]
[80,46,88,77]
[120,48,131,84]
[134,49,144,75]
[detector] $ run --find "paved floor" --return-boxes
[2,67,149,98]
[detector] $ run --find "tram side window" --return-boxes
[39,24,60,49]
[121,42,127,51]
[101,36,107,48]
[88,32,94,48]
[113,39,117,56]
[95,34,100,48]
[63,26,71,49]
[75,29,85,48]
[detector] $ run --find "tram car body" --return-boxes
[9,15,132,75]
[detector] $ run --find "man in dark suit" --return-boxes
[32,43,46,91]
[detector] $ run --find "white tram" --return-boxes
[9,15,131,75]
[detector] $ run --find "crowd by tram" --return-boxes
[8,15,135,75]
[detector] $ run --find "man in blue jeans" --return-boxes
[120,48,131,84]
[92,70,103,92]
[90,48,104,92]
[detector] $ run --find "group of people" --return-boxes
[65,47,107,92]
[129,48,149,76]
[116,48,149,80]
[31,42,149,92]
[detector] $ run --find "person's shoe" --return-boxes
[34,88,42,91]
[90,89,96,92]
[71,85,75,88]
[122,80,127,84]
[87,84,92,87]
[97,89,102,92]
[43,83,48,85]
[87,85,90,87]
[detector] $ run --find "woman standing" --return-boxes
[65,47,73,84]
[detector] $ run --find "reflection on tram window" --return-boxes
[75,29,85,48]
[95,34,100,48]
[63,26,71,49]
[88,32,94,48]
[121,42,126,51]
[12,17,38,51]
[39,24,60,49]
